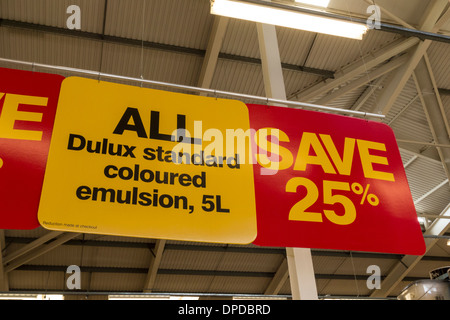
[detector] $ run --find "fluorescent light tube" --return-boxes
[295,0,330,8]
[211,0,368,40]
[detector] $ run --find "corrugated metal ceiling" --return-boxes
[0,0,449,300]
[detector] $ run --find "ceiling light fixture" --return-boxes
[211,0,368,40]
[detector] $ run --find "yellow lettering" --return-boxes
[357,139,395,182]
[255,128,293,171]
[320,134,356,176]
[0,93,48,141]
[294,132,336,174]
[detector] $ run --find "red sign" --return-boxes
[248,104,425,255]
[0,67,64,229]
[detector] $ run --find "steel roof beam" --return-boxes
[143,239,166,293]
[403,155,419,169]
[350,75,387,112]
[12,264,434,284]
[197,16,229,90]
[264,258,288,295]
[370,204,450,298]
[370,37,450,296]
[314,55,408,105]
[293,0,448,106]
[4,233,80,273]
[374,45,431,116]
[414,58,450,179]
[7,236,450,260]
[2,231,63,265]
[1,231,63,292]
[290,37,420,102]
[414,179,449,206]
[371,0,449,116]
[387,94,420,126]
[398,147,442,165]
[0,231,8,291]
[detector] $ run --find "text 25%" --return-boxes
[286,178,379,226]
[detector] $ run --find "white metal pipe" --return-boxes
[403,155,418,169]
[414,179,449,205]
[0,57,385,119]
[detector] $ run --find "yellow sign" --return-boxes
[38,77,257,244]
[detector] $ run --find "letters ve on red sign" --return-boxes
[247,104,425,255]
[0,67,64,229]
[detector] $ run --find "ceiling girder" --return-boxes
[290,37,420,102]
[314,54,408,105]
[370,204,450,298]
[414,58,450,179]
[3,233,80,274]
[369,2,450,298]
[143,239,166,293]
[370,0,449,116]
[0,230,9,291]
[197,16,229,90]
[3,231,63,265]
[350,75,387,111]
[264,258,288,295]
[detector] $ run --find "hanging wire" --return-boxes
[344,0,384,117]
[0,57,385,119]
[98,0,109,82]
[205,244,230,293]
[140,0,147,87]
[349,251,361,297]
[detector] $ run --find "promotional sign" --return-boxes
[0,67,64,229]
[248,104,426,255]
[0,66,425,255]
[38,77,257,244]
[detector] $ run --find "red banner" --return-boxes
[248,104,425,255]
[0,67,64,229]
